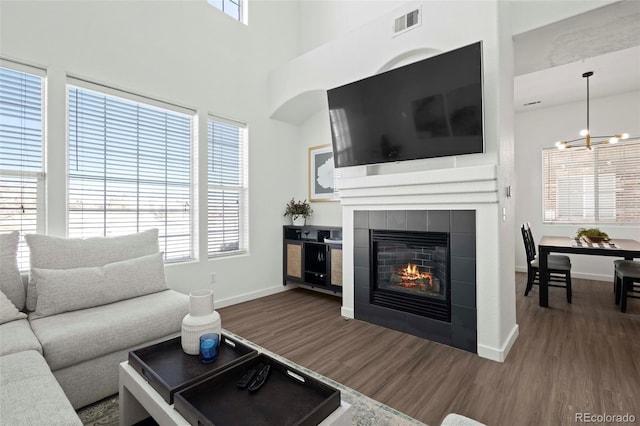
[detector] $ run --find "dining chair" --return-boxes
[614,260,640,312]
[521,223,573,303]
[613,259,634,293]
[524,222,573,269]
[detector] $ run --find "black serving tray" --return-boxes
[128,335,257,404]
[174,353,341,426]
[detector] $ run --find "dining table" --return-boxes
[537,236,640,307]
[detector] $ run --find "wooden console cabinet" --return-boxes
[283,225,342,294]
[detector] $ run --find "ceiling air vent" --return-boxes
[393,8,421,37]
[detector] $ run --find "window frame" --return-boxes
[207,0,245,23]
[0,60,46,269]
[65,77,197,262]
[207,115,248,258]
[542,140,640,224]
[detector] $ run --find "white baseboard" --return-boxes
[515,266,611,282]
[215,284,297,309]
[477,324,519,363]
[341,306,354,319]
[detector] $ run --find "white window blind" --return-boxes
[68,84,193,261]
[0,65,44,269]
[207,117,247,257]
[543,140,640,223]
[207,0,242,21]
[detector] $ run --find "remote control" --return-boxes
[236,364,260,389]
[247,363,271,393]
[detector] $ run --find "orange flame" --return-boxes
[401,263,432,285]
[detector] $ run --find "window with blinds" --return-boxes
[207,117,247,257]
[207,0,242,21]
[0,65,44,270]
[543,140,640,223]
[67,83,193,261]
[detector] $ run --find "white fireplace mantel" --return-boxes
[338,163,519,362]
[338,164,499,206]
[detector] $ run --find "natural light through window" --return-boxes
[543,140,640,223]
[67,82,194,261]
[207,117,247,257]
[207,0,243,22]
[0,64,44,270]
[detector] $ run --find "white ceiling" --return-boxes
[513,0,640,113]
[514,46,640,112]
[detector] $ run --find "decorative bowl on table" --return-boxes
[576,227,609,244]
[586,236,609,244]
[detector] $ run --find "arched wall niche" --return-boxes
[271,47,444,125]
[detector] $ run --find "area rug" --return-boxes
[78,330,426,426]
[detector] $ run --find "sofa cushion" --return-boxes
[0,231,25,310]
[0,290,27,325]
[25,229,159,311]
[54,334,180,409]
[0,350,82,426]
[31,252,167,319]
[0,319,42,356]
[30,289,189,371]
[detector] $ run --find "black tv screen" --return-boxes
[327,41,484,168]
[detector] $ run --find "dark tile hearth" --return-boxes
[353,210,477,353]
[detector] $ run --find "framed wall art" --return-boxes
[308,144,338,202]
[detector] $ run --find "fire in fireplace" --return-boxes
[392,263,439,294]
[371,230,450,321]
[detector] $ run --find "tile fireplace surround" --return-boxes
[337,164,519,362]
[354,209,477,353]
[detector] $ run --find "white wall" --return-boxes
[0,0,303,306]
[514,90,640,280]
[496,0,517,353]
[296,0,401,54]
[296,0,620,52]
[297,108,343,225]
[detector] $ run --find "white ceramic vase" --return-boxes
[181,289,221,355]
[292,215,306,226]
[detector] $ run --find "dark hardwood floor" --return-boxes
[219,273,640,426]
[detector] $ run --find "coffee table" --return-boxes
[119,341,353,425]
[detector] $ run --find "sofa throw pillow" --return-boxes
[25,229,159,311]
[0,290,27,325]
[31,252,167,319]
[0,231,26,310]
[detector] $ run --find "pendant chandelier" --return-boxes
[554,71,632,151]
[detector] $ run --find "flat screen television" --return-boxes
[327,41,484,168]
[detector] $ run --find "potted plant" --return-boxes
[284,198,312,226]
[576,227,609,244]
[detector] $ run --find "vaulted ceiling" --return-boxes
[514,0,640,112]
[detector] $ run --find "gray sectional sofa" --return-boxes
[0,229,190,425]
